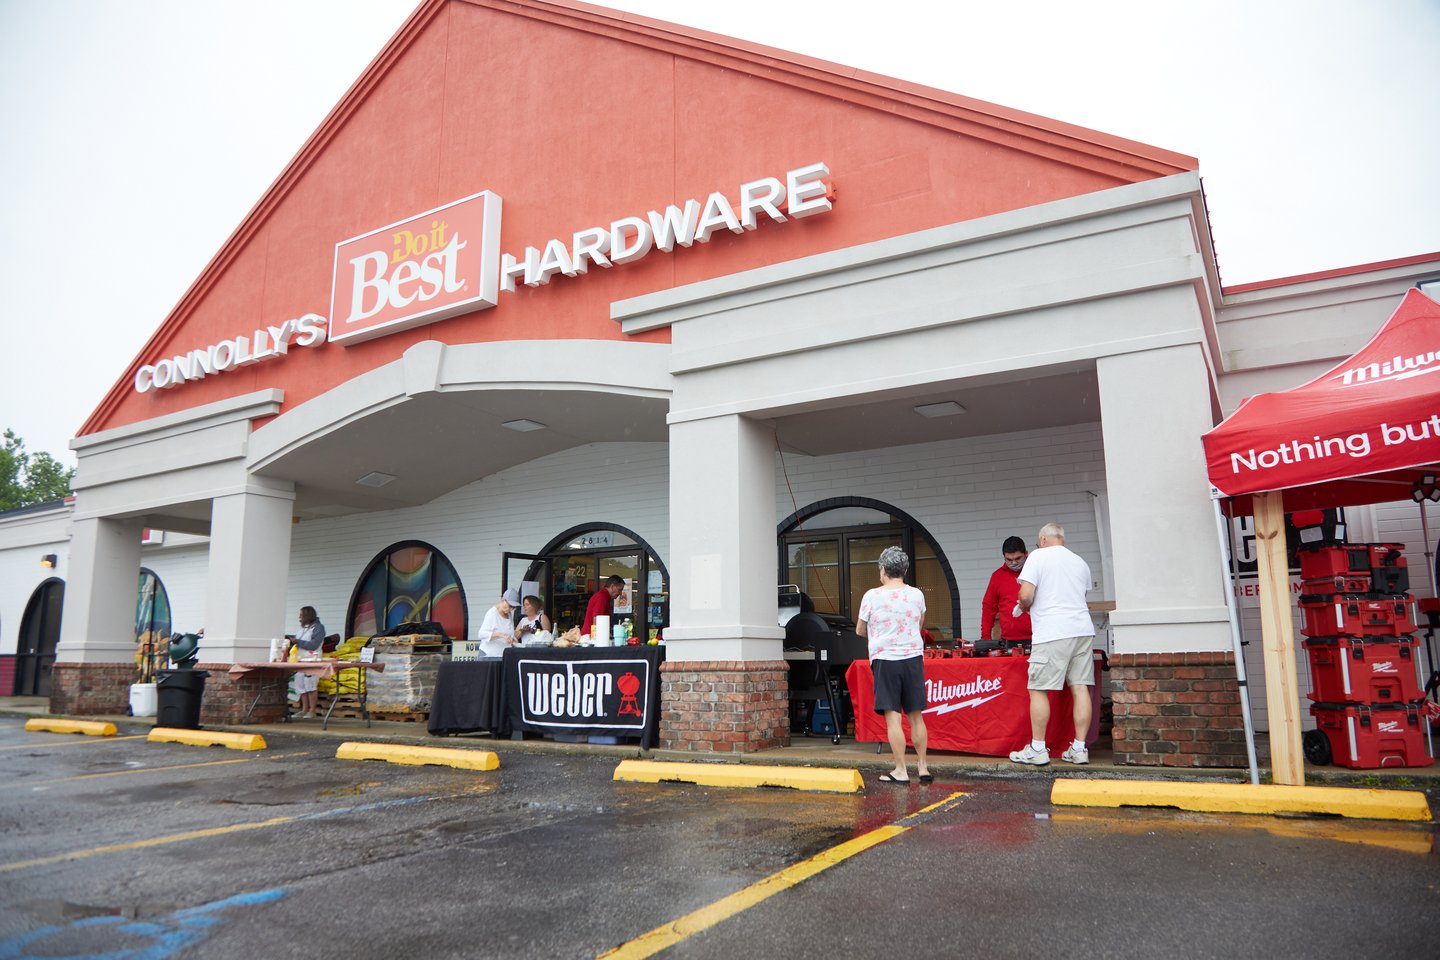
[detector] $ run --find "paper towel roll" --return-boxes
[594,615,611,646]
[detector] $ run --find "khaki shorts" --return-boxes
[1026,635,1095,691]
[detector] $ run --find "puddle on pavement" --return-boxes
[17,899,147,922]
[1046,807,1438,855]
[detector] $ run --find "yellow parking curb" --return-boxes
[1051,778,1432,822]
[614,760,864,793]
[25,719,118,737]
[147,728,267,751]
[336,742,500,771]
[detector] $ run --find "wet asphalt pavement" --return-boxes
[1,715,1438,959]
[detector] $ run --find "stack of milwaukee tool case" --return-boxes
[1298,543,1434,768]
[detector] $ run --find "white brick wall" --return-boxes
[0,509,70,656]
[284,442,671,637]
[773,422,1109,644]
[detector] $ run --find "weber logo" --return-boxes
[517,659,648,729]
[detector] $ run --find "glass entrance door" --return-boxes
[540,534,669,641]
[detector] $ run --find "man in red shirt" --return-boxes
[979,536,1032,644]
[582,575,626,636]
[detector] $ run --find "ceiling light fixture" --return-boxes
[355,472,397,488]
[912,401,966,418]
[501,419,547,432]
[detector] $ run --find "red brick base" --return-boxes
[48,662,288,724]
[50,662,133,715]
[1110,651,1247,767]
[659,660,790,753]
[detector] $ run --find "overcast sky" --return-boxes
[2,0,1436,465]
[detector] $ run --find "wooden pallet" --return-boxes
[368,635,447,652]
[318,698,429,723]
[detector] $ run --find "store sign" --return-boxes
[133,313,327,393]
[514,658,650,731]
[133,163,832,386]
[498,161,833,292]
[329,190,503,345]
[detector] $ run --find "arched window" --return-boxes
[778,498,961,643]
[523,524,669,639]
[347,541,467,641]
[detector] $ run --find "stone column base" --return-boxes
[1110,651,1247,767]
[659,660,790,753]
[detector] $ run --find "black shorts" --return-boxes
[871,656,925,714]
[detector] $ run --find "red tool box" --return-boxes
[1303,636,1424,703]
[1298,576,1384,603]
[1307,701,1434,769]
[1299,595,1416,638]
[1297,544,1409,595]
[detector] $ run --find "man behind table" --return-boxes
[582,575,626,636]
[1009,522,1094,766]
[979,535,1032,644]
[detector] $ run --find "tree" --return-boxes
[1,430,76,511]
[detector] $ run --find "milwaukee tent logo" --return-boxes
[922,675,1004,716]
[1371,660,1397,673]
[329,191,502,345]
[1332,352,1440,387]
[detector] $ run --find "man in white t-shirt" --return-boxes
[1009,522,1095,766]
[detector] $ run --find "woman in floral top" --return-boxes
[857,546,930,785]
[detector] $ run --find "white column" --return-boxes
[56,516,144,663]
[1097,343,1231,653]
[204,487,295,663]
[665,413,784,660]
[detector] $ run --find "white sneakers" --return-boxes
[1009,743,1050,766]
[1009,743,1089,765]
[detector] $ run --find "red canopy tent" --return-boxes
[1202,288,1440,783]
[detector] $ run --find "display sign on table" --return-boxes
[503,647,663,747]
[451,639,486,662]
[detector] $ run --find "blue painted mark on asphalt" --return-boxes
[0,888,286,960]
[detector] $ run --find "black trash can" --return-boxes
[155,669,209,729]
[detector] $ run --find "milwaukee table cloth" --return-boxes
[846,656,1099,756]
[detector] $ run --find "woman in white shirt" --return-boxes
[856,546,930,785]
[477,589,520,657]
[513,595,552,643]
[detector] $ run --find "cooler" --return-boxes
[1299,594,1416,638]
[1303,636,1424,703]
[1308,701,1434,769]
[1297,544,1409,595]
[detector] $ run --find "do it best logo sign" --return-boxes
[329,191,502,345]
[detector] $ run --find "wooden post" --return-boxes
[1253,490,1304,785]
